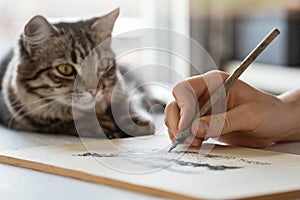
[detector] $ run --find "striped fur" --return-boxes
[0,9,156,138]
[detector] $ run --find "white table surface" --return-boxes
[0,116,299,200]
[0,122,165,200]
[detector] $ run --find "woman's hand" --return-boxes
[165,70,300,148]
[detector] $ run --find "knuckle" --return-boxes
[172,80,194,98]
[205,70,229,80]
[172,82,184,97]
[205,70,222,78]
[206,69,221,75]
[164,101,177,115]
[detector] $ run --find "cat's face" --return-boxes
[16,9,120,113]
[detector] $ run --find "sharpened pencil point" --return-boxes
[168,141,180,152]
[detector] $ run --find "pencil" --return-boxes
[168,28,280,152]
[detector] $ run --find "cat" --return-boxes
[0,8,161,139]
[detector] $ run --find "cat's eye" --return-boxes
[56,64,76,77]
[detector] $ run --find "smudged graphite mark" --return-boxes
[173,159,241,170]
[77,152,242,172]
[78,152,115,157]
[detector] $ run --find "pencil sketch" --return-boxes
[76,149,247,173]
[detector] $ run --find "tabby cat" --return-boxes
[0,9,158,138]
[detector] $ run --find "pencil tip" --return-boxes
[168,141,179,152]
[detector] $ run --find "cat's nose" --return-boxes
[88,89,97,96]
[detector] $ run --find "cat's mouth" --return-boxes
[72,97,96,111]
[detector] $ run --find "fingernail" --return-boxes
[192,120,209,137]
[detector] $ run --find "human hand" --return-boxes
[165,70,299,148]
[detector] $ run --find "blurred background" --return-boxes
[0,0,299,94]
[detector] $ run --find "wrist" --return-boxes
[277,90,300,142]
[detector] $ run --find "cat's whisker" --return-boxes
[51,104,68,118]
[11,103,59,128]
[11,96,66,125]
[8,97,52,127]
[10,96,61,119]
[9,98,21,106]
[8,100,57,128]
[42,102,66,120]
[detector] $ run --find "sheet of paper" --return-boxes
[0,134,299,200]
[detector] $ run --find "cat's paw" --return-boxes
[75,117,108,138]
[118,115,155,137]
[105,132,124,139]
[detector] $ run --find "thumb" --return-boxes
[192,105,253,138]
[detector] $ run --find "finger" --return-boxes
[173,71,229,131]
[192,104,258,138]
[184,134,203,147]
[164,101,180,140]
[191,120,209,138]
[187,70,229,98]
[172,81,198,131]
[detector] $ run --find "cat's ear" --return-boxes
[91,8,120,33]
[22,15,58,54]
